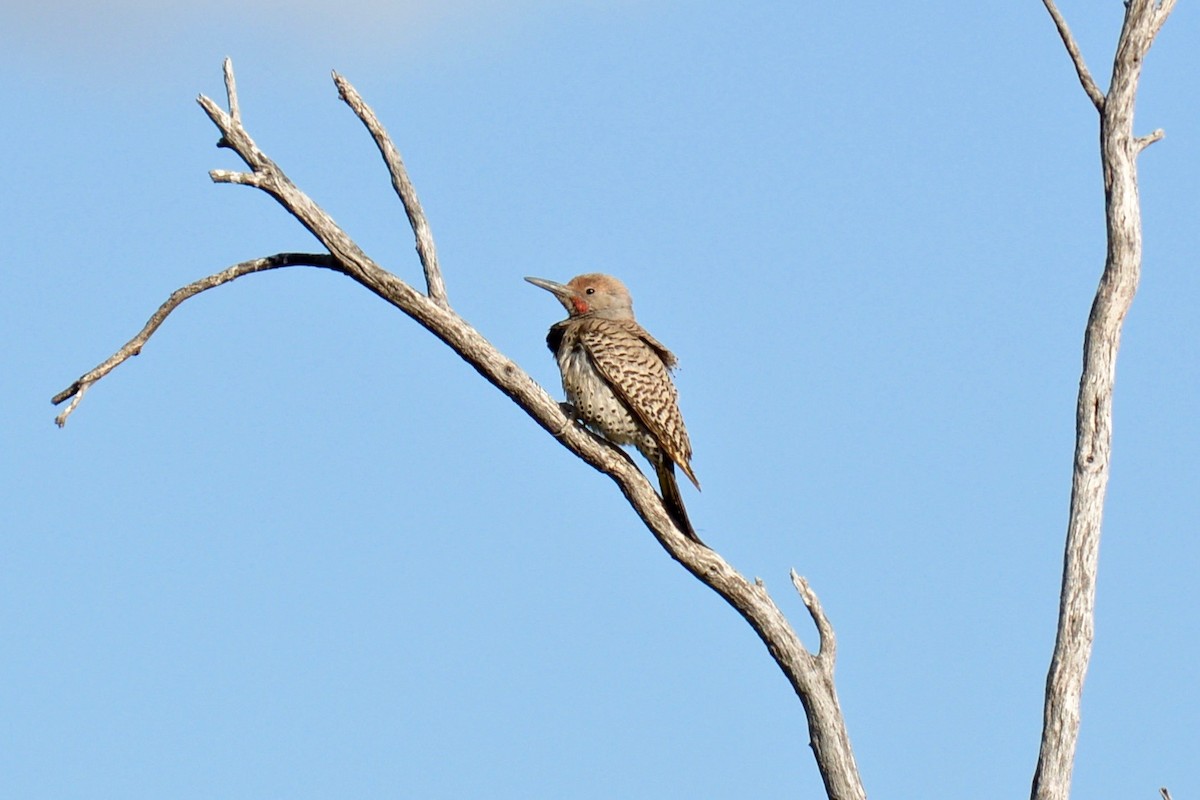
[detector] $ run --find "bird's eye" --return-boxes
[585,287,595,295]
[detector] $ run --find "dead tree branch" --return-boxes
[1041,0,1105,111]
[52,59,865,800]
[1033,3,1176,800]
[333,71,447,308]
[52,252,335,427]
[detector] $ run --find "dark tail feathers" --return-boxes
[655,459,705,546]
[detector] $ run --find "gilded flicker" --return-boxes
[525,273,702,544]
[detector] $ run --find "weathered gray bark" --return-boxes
[1033,3,1176,800]
[53,60,866,800]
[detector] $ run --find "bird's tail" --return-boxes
[655,458,704,546]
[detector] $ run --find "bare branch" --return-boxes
[1032,2,1175,799]
[333,71,448,309]
[56,60,866,800]
[210,168,263,187]
[1135,128,1166,152]
[792,570,836,662]
[1144,0,1178,42]
[52,253,335,427]
[223,57,240,126]
[1160,788,1172,800]
[1042,0,1106,111]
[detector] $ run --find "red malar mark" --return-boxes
[571,297,590,315]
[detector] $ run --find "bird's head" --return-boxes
[525,273,635,320]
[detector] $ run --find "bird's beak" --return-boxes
[524,276,574,300]
[525,277,580,311]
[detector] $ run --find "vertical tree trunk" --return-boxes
[1032,3,1175,799]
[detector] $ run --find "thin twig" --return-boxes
[1042,0,1106,111]
[210,169,263,187]
[52,253,335,426]
[1135,128,1166,152]
[333,71,448,309]
[223,57,240,125]
[792,570,836,662]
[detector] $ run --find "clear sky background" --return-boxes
[4,2,1197,798]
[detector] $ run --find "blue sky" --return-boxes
[4,2,1198,797]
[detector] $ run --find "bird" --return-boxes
[525,273,702,544]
